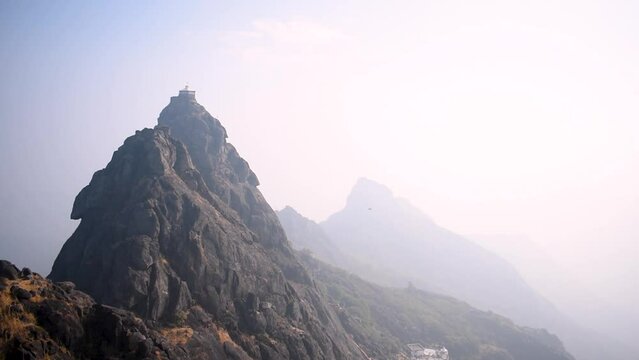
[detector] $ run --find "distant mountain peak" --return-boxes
[279,205,302,216]
[346,177,395,208]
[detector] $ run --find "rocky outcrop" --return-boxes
[49,90,364,359]
[0,260,214,360]
[157,92,282,249]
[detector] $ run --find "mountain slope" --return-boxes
[312,178,621,360]
[320,178,555,323]
[469,234,639,359]
[277,206,407,287]
[300,254,574,360]
[277,206,345,266]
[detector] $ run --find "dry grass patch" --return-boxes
[217,326,244,348]
[0,277,70,359]
[0,287,38,347]
[0,291,12,310]
[0,278,46,304]
[2,314,34,338]
[160,326,193,346]
[16,279,41,292]
[16,279,45,303]
[217,327,233,343]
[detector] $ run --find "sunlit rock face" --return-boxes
[49,90,364,359]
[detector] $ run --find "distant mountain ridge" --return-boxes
[278,178,627,360]
[277,206,343,265]
[321,178,555,322]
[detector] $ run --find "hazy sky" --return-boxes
[1,0,637,333]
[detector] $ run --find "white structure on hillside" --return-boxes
[407,343,449,360]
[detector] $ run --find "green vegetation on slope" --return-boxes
[300,252,574,360]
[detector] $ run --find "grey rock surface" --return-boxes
[49,90,363,359]
[0,260,20,280]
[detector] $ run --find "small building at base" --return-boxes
[407,343,449,360]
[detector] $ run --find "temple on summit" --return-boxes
[171,85,196,102]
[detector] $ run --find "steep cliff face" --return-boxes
[157,92,282,249]
[49,91,364,359]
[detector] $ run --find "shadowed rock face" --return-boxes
[1,260,216,360]
[157,92,283,249]
[49,92,364,359]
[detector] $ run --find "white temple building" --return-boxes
[407,343,449,360]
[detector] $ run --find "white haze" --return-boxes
[0,0,637,351]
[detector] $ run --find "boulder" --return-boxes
[11,285,32,300]
[0,259,20,280]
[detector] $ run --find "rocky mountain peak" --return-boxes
[158,89,258,186]
[345,177,395,209]
[48,90,366,359]
[278,205,304,218]
[156,89,291,250]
